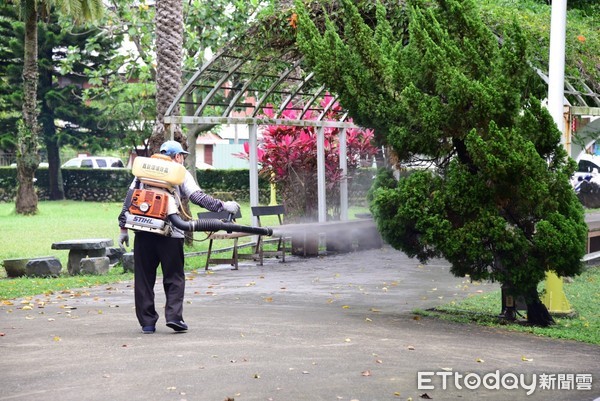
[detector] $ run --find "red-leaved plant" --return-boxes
[234,95,377,221]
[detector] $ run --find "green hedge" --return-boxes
[0,167,375,205]
[0,168,272,203]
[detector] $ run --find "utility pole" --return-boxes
[547,0,568,150]
[543,0,573,315]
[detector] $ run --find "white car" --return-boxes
[572,154,600,191]
[61,156,125,169]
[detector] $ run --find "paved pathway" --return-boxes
[1,247,598,401]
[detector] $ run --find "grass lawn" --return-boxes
[0,200,275,266]
[2,201,598,345]
[416,266,600,345]
[0,200,368,299]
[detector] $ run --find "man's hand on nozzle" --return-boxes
[118,229,129,249]
[222,201,240,216]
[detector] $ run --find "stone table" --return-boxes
[51,238,114,275]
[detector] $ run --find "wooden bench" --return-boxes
[251,205,287,265]
[198,210,258,270]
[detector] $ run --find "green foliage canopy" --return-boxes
[296,0,588,295]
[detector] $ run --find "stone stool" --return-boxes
[122,252,135,273]
[3,258,30,277]
[25,257,62,277]
[80,257,110,275]
[106,247,125,266]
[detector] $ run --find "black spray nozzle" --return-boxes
[168,214,273,236]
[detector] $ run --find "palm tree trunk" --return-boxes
[16,0,40,215]
[149,0,184,155]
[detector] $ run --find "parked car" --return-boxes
[9,162,49,168]
[61,156,125,169]
[572,153,600,192]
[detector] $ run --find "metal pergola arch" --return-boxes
[163,41,359,224]
[164,38,600,225]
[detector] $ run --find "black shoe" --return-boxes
[141,325,155,334]
[166,320,188,332]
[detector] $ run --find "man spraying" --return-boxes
[118,140,241,334]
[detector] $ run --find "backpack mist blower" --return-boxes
[123,154,273,237]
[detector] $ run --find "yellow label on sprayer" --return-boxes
[132,156,186,188]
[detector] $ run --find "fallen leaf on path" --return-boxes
[342,305,350,309]
[476,358,484,363]
[521,356,533,362]
[407,345,415,350]
[361,370,371,376]
[53,336,61,342]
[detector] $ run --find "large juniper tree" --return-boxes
[296,0,587,325]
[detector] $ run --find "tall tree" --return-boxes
[83,1,264,175]
[147,0,184,155]
[181,0,263,181]
[2,8,122,199]
[9,0,102,213]
[296,0,588,325]
[0,4,20,149]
